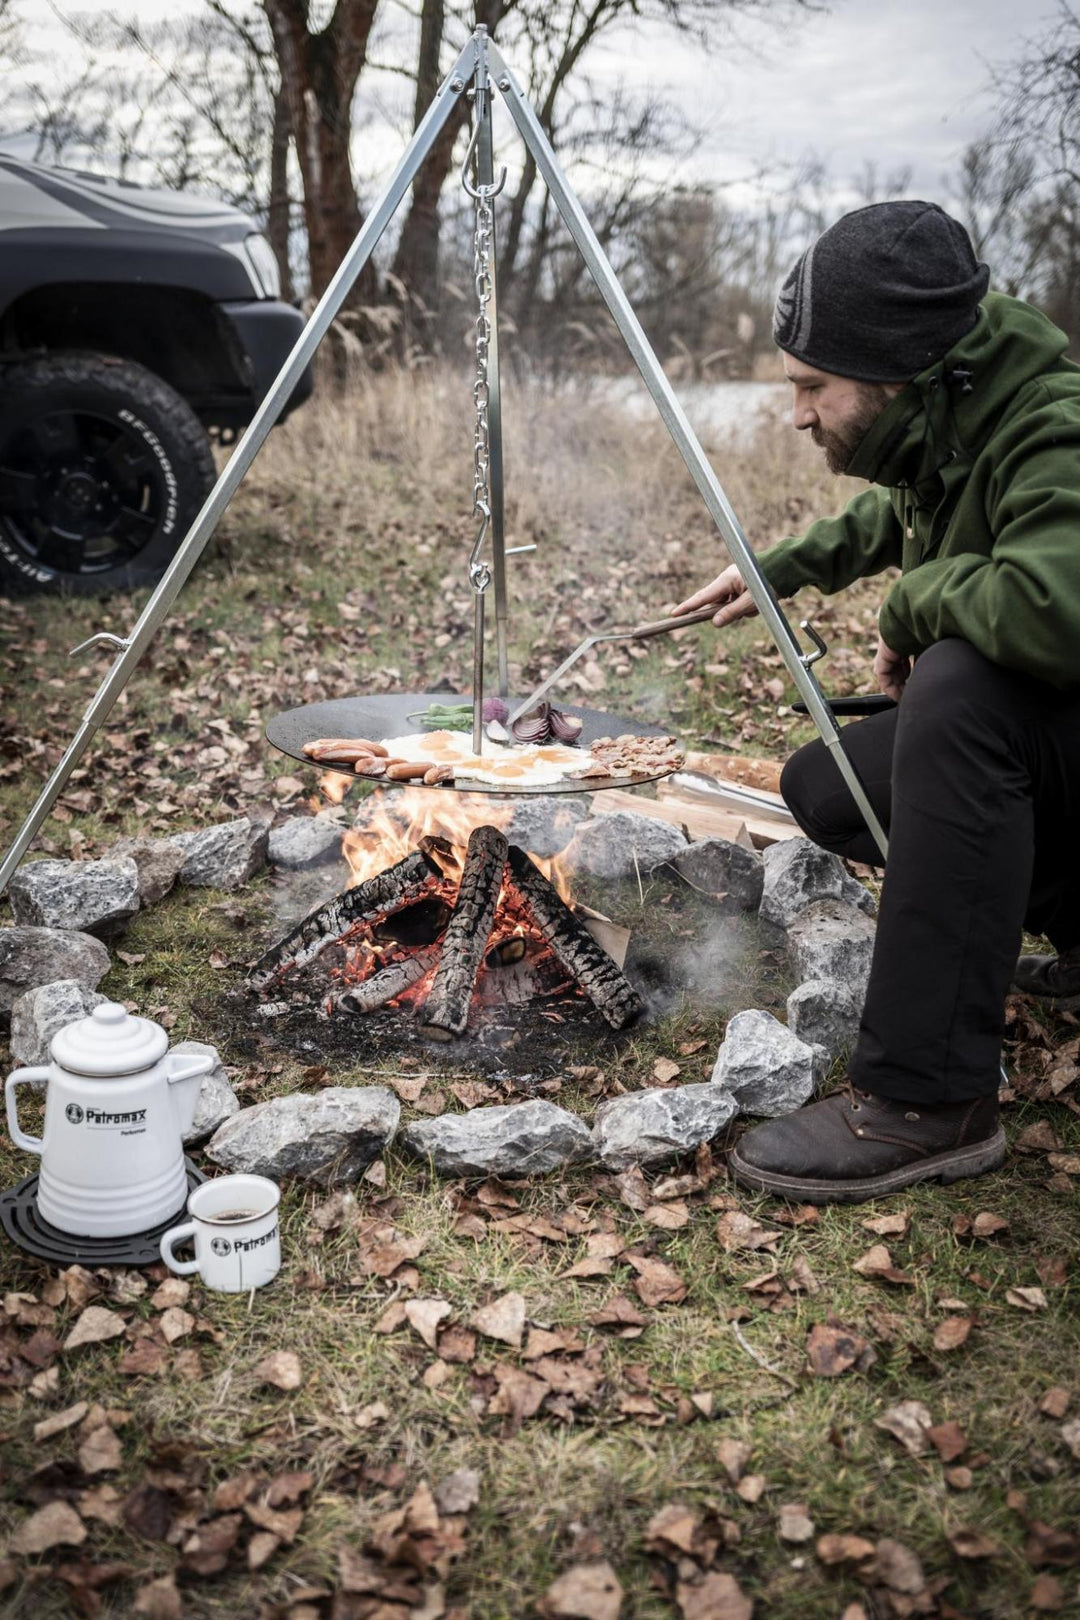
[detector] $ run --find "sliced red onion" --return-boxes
[511,705,551,744]
[482,696,509,724]
[548,707,583,744]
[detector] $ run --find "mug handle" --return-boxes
[160,1222,200,1276]
[5,1068,50,1153]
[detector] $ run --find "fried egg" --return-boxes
[381,731,593,787]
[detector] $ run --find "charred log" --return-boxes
[336,949,439,1014]
[372,896,452,948]
[418,824,508,1041]
[505,844,643,1030]
[248,838,450,991]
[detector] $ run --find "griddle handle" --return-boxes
[627,606,721,638]
[790,694,898,717]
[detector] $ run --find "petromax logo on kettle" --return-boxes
[65,1102,147,1129]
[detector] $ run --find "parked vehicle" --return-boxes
[0,154,312,594]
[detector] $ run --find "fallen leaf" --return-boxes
[471,1292,526,1348]
[852,1244,911,1285]
[354,1401,389,1429]
[613,1166,650,1211]
[433,1468,481,1516]
[1035,1255,1069,1287]
[948,1526,1000,1559]
[181,1512,243,1575]
[79,1423,122,1475]
[10,1500,87,1554]
[933,1316,973,1352]
[627,1254,686,1307]
[405,1299,452,1351]
[875,1400,933,1455]
[1016,1121,1061,1152]
[927,1420,967,1462]
[675,1572,753,1620]
[736,1475,765,1503]
[1060,1418,1080,1460]
[589,1295,647,1333]
[247,1530,280,1570]
[816,1532,876,1564]
[149,1278,190,1311]
[715,1438,751,1484]
[1030,1574,1066,1611]
[133,1575,182,1619]
[213,1473,258,1512]
[945,1467,974,1490]
[255,1349,303,1390]
[1040,1387,1070,1419]
[1006,1286,1048,1311]
[266,1471,313,1507]
[778,1502,814,1543]
[63,1305,126,1352]
[716,1211,781,1253]
[488,1365,548,1424]
[33,1401,89,1442]
[539,1560,623,1620]
[874,1538,926,1594]
[652,1057,682,1085]
[972,1211,1009,1238]
[118,1340,168,1377]
[643,1201,690,1231]
[645,1503,699,1555]
[861,1211,910,1237]
[806,1320,875,1377]
[158,1307,195,1344]
[438,1325,477,1363]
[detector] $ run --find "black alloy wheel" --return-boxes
[0,353,217,596]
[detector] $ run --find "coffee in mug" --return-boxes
[160,1174,280,1292]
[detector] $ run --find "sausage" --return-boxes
[354,758,387,777]
[385,761,431,780]
[302,736,388,760]
[423,764,454,785]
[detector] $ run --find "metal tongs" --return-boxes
[508,605,719,724]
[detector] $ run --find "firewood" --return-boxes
[247,838,450,990]
[504,844,643,1030]
[418,824,508,1040]
[335,949,439,1014]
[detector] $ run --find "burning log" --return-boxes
[336,949,439,1014]
[418,824,508,1040]
[248,838,450,991]
[505,844,643,1030]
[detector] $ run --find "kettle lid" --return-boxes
[51,1001,169,1077]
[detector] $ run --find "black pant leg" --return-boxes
[780,708,898,867]
[849,639,1037,1105]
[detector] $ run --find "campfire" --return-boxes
[249,790,642,1040]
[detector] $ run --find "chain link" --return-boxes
[468,145,494,595]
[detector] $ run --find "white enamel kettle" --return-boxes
[5,1001,214,1238]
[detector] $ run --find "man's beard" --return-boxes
[812,384,894,474]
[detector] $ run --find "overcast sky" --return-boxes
[16,0,1065,210]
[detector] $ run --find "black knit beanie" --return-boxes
[773,200,990,382]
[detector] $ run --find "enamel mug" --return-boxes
[160,1174,281,1292]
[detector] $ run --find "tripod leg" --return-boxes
[0,41,477,899]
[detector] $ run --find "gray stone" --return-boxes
[8,857,139,937]
[172,1039,241,1146]
[268,815,345,871]
[110,836,186,905]
[173,817,269,890]
[505,796,590,858]
[711,1008,821,1116]
[593,1084,739,1169]
[787,979,862,1059]
[401,1099,593,1178]
[0,927,110,1016]
[9,979,106,1066]
[786,899,877,1000]
[659,836,764,912]
[562,811,687,881]
[760,837,875,929]
[206,1085,399,1185]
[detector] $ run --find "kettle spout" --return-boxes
[165,1049,216,1136]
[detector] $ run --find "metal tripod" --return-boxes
[0,23,890,898]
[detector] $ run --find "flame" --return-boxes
[316,771,351,808]
[340,788,575,905]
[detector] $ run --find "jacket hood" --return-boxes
[844,291,1073,497]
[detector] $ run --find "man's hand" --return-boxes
[673,564,759,628]
[874,633,910,702]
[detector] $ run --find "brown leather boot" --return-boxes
[729,1086,1005,1205]
[1012,944,1080,1010]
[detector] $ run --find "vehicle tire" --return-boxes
[0,353,217,596]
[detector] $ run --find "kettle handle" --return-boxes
[5,1068,50,1153]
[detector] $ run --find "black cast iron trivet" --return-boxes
[0,1159,207,1268]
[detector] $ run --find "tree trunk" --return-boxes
[267,86,295,301]
[263,0,379,305]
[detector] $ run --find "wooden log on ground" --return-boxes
[418,824,508,1040]
[335,949,439,1014]
[505,844,643,1030]
[248,838,450,990]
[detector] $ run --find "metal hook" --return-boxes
[69,632,129,659]
[460,116,507,200]
[798,618,828,668]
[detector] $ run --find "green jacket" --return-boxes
[758,291,1080,689]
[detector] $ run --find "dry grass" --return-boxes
[0,368,1077,1619]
